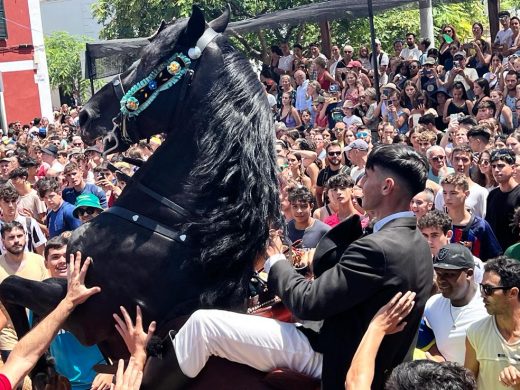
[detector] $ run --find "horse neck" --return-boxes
[116,136,197,222]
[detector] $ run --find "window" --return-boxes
[0,0,7,39]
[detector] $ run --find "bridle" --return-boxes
[106,27,221,155]
[104,27,221,241]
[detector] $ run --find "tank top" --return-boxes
[447,100,470,117]
[317,71,331,91]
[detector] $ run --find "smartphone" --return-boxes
[453,60,460,68]
[449,113,459,122]
[97,172,105,180]
[387,101,393,107]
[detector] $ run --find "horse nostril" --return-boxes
[79,110,90,128]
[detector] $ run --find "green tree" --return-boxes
[45,31,93,105]
[91,0,520,62]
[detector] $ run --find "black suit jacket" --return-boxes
[268,215,433,390]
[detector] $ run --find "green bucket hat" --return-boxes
[73,193,104,218]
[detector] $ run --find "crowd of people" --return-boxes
[0,10,520,390]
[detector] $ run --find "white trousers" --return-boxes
[173,309,323,379]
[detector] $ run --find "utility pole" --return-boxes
[419,0,434,48]
[488,0,499,41]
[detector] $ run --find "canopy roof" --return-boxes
[85,0,455,80]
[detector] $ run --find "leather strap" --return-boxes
[106,206,187,243]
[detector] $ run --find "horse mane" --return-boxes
[180,39,281,310]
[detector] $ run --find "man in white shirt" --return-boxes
[442,51,478,97]
[400,33,422,61]
[494,11,514,54]
[465,257,520,389]
[424,243,488,364]
[294,70,309,112]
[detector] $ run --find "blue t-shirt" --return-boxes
[47,201,82,238]
[62,184,107,209]
[451,214,502,261]
[50,330,106,390]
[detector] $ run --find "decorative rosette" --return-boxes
[125,97,140,111]
[167,61,181,75]
[148,80,158,90]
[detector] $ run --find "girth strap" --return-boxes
[106,206,187,243]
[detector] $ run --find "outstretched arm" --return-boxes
[113,305,156,371]
[1,252,101,388]
[345,291,416,390]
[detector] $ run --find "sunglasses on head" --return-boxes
[480,283,511,296]
[77,207,98,216]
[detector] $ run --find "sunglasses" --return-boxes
[430,156,445,162]
[454,56,464,61]
[444,29,453,33]
[480,283,511,296]
[77,207,98,216]
[328,151,342,156]
[356,131,369,138]
[479,160,490,166]
[73,143,83,147]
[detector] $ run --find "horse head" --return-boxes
[79,5,231,153]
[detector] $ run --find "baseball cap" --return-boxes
[433,243,475,270]
[382,83,399,92]
[41,144,58,157]
[73,193,104,218]
[453,51,467,59]
[375,38,381,45]
[345,139,369,152]
[424,57,436,65]
[347,60,362,68]
[329,84,340,93]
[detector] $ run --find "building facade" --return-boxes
[0,0,52,125]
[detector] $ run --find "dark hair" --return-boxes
[484,256,520,300]
[490,148,516,165]
[472,22,484,32]
[271,45,283,56]
[385,360,476,389]
[44,235,69,261]
[1,220,24,238]
[0,185,19,202]
[8,167,28,180]
[36,178,61,198]
[365,144,428,197]
[418,113,436,126]
[293,43,303,50]
[467,125,491,142]
[326,173,354,189]
[417,210,452,234]
[476,99,496,116]
[452,82,469,100]
[458,115,478,127]
[406,32,415,38]
[474,78,490,97]
[287,185,314,205]
[491,53,504,63]
[506,70,519,79]
[420,38,431,48]
[452,144,473,158]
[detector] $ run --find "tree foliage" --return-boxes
[92,0,520,61]
[44,31,99,105]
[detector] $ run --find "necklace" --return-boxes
[449,304,463,330]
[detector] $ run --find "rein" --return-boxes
[103,27,221,240]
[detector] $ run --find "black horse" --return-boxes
[0,4,281,385]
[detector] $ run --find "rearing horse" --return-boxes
[0,4,281,385]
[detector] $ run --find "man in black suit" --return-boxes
[138,145,433,390]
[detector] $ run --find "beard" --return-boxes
[6,244,24,255]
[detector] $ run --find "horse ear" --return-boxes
[209,4,230,33]
[184,5,206,44]
[148,20,167,42]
